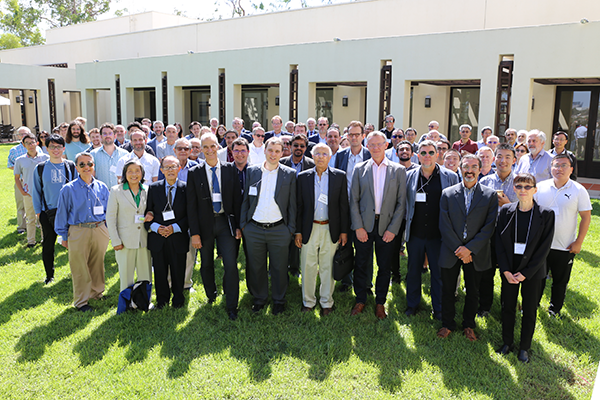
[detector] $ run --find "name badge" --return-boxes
[318,193,328,205]
[93,205,104,215]
[212,193,222,202]
[110,165,117,174]
[416,192,427,202]
[551,206,560,216]
[134,214,145,224]
[163,210,175,221]
[249,186,258,196]
[514,243,526,255]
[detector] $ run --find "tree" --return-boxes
[0,0,112,49]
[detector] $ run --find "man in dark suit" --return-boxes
[187,133,243,320]
[145,156,189,309]
[280,133,315,277]
[437,154,498,341]
[334,121,372,291]
[240,137,297,315]
[265,115,292,141]
[349,131,407,320]
[295,143,349,315]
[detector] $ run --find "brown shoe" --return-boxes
[464,327,478,341]
[322,307,333,316]
[375,304,387,320]
[437,327,452,338]
[351,302,365,316]
[301,305,313,313]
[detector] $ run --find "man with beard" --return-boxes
[309,117,329,145]
[157,124,181,160]
[437,154,497,341]
[148,121,166,154]
[385,129,404,162]
[396,141,419,171]
[91,123,128,188]
[515,130,553,183]
[326,127,342,168]
[64,121,90,161]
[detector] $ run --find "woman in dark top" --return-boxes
[495,173,554,363]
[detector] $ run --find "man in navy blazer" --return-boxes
[295,143,349,314]
[187,133,243,320]
[404,140,459,320]
[145,156,189,309]
[240,137,297,315]
[437,154,498,341]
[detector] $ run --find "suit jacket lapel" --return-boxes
[382,162,393,201]
[467,184,483,215]
[123,186,137,208]
[455,185,467,216]
[365,161,375,199]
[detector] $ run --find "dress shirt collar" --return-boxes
[369,156,389,168]
[261,162,280,173]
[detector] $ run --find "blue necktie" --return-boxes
[211,166,221,213]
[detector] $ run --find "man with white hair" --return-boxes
[295,143,349,315]
[285,121,295,134]
[157,124,180,160]
[209,118,219,135]
[419,121,448,143]
[306,118,317,137]
[514,130,553,182]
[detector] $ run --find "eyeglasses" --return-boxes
[515,149,527,153]
[487,141,499,145]
[191,145,201,149]
[78,162,94,168]
[292,144,306,148]
[460,130,470,133]
[313,152,330,158]
[514,184,535,190]
[232,149,248,154]
[48,145,63,150]
[368,142,386,149]
[438,148,448,152]
[392,135,404,139]
[318,123,327,126]
[175,147,190,151]
[552,163,571,169]
[420,150,436,156]
[23,141,36,146]
[348,133,362,138]
[161,166,179,171]
[428,125,436,128]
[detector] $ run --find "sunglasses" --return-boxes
[392,135,404,139]
[293,144,306,148]
[175,147,190,151]
[254,134,265,138]
[420,150,436,156]
[78,162,94,168]
[514,184,535,190]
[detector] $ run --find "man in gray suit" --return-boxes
[350,131,407,320]
[437,154,498,341]
[405,140,459,320]
[240,137,297,315]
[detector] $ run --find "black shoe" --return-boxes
[77,304,93,312]
[207,297,216,304]
[496,344,513,355]
[155,303,166,310]
[548,308,562,319]
[252,303,265,313]
[26,243,36,248]
[339,284,351,293]
[44,277,54,285]
[228,310,238,321]
[391,276,402,285]
[477,310,490,318]
[517,349,530,363]
[272,303,285,315]
[405,306,419,316]
[289,269,300,278]
[172,303,184,309]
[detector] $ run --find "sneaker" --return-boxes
[44,277,54,285]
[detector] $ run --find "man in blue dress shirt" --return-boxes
[55,152,110,312]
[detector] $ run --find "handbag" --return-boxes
[333,243,354,281]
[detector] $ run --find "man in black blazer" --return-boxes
[280,133,315,277]
[240,137,297,315]
[264,115,292,141]
[295,143,349,315]
[145,156,189,309]
[187,133,243,320]
[333,121,372,291]
[437,154,498,341]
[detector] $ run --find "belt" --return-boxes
[251,219,284,229]
[76,220,106,229]
[313,220,329,225]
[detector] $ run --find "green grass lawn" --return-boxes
[0,142,598,399]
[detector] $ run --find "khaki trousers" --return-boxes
[68,224,109,308]
[14,183,25,231]
[115,247,152,292]
[300,223,338,309]
[22,194,37,245]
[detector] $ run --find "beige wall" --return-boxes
[1,0,599,69]
[529,82,556,142]
[330,86,366,129]
[410,85,450,136]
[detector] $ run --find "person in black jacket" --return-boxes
[495,173,554,363]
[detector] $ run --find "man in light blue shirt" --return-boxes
[55,152,110,312]
[515,130,553,183]
[91,122,128,188]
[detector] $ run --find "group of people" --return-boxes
[8,114,592,364]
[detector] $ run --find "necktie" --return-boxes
[211,166,221,213]
[167,185,173,208]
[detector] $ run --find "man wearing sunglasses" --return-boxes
[248,127,267,166]
[404,140,459,320]
[380,114,396,140]
[385,128,404,163]
[55,153,111,312]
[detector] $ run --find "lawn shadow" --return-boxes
[74,305,189,366]
[15,306,103,362]
[540,309,600,360]
[577,249,600,268]
[563,288,598,319]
